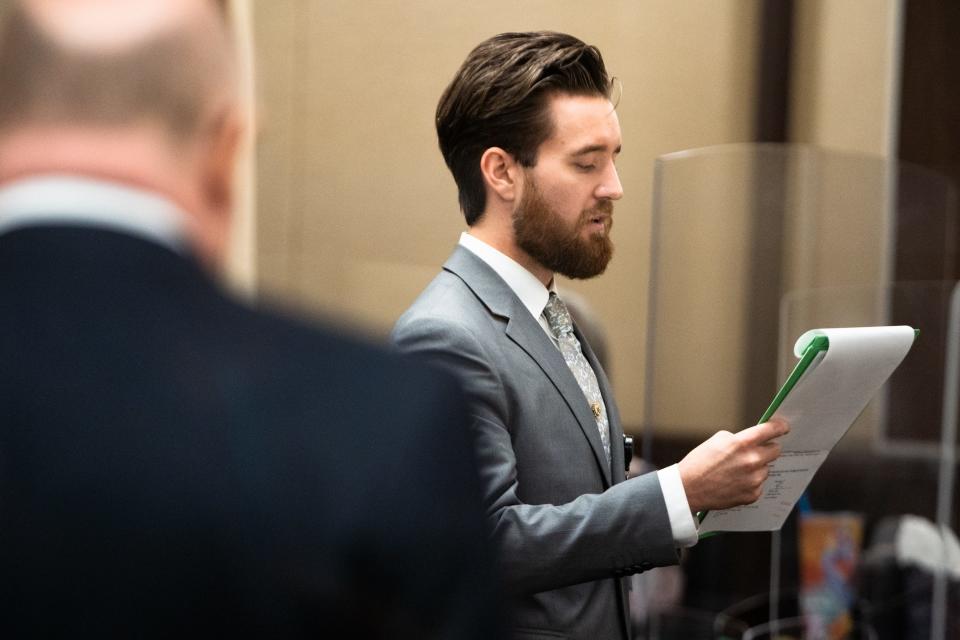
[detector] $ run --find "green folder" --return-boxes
[696,328,919,531]
[757,334,830,424]
[758,327,918,424]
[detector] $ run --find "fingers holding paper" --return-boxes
[677,419,789,514]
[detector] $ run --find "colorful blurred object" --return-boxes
[800,512,865,639]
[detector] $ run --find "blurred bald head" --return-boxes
[0,0,235,139]
[0,0,242,267]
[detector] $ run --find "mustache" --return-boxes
[593,200,614,216]
[579,200,614,225]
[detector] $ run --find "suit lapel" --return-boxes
[443,246,613,487]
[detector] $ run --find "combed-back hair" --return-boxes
[0,1,235,141]
[436,31,612,225]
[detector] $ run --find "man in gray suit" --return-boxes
[392,32,788,640]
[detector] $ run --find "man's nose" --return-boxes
[597,164,623,201]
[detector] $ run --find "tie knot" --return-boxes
[543,292,574,337]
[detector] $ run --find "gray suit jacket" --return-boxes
[392,245,679,640]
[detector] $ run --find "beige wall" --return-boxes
[787,0,901,445]
[252,1,761,431]
[646,2,903,439]
[791,0,900,157]
[225,0,258,296]
[788,0,901,295]
[645,150,758,434]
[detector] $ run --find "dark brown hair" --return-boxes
[436,31,612,225]
[0,1,235,141]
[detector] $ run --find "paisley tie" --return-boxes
[543,292,611,463]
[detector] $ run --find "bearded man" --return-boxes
[392,32,787,640]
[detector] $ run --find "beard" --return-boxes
[512,178,614,280]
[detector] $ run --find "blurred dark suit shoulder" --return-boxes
[0,226,500,638]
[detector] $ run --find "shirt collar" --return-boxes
[458,231,555,320]
[0,174,190,254]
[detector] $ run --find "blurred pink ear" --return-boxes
[202,108,243,217]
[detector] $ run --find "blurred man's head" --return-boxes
[0,0,241,266]
[437,32,623,283]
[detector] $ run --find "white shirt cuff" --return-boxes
[657,464,699,548]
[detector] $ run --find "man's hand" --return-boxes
[677,419,789,514]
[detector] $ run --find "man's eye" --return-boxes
[575,163,596,171]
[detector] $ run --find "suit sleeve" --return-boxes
[392,315,679,596]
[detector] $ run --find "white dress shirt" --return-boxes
[0,174,189,251]
[459,232,699,548]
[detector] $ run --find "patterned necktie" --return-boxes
[543,292,611,463]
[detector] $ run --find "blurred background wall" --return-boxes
[220,0,958,617]
[237,0,933,440]
[225,0,258,295]
[250,0,764,433]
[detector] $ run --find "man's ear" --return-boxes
[200,106,244,220]
[187,106,244,270]
[479,147,521,204]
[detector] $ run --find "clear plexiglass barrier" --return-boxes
[638,144,959,639]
